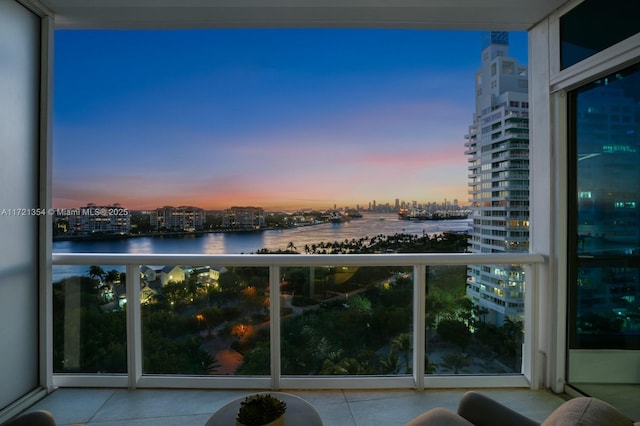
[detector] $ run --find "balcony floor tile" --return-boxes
[25,388,567,426]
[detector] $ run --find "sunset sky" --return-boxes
[53,29,527,211]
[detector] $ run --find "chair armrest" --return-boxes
[457,392,540,426]
[405,407,475,426]
[2,410,57,426]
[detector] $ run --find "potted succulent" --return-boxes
[236,393,287,426]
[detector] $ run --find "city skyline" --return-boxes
[55,196,465,213]
[53,29,527,211]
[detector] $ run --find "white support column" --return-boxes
[550,89,568,394]
[529,17,561,392]
[39,12,55,394]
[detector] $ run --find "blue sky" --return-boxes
[53,29,527,211]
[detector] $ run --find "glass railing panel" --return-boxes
[51,253,543,386]
[427,264,524,375]
[140,265,270,376]
[279,265,414,376]
[52,264,127,374]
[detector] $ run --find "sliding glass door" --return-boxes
[0,0,41,410]
[568,62,640,398]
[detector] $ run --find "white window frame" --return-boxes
[529,0,640,393]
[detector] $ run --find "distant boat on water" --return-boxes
[326,209,362,223]
[329,211,347,223]
[345,209,363,219]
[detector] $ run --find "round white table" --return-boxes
[205,392,323,425]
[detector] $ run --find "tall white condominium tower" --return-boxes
[465,32,530,326]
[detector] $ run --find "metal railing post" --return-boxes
[523,263,540,389]
[270,265,281,389]
[414,264,426,390]
[126,264,142,389]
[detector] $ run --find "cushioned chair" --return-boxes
[2,410,57,426]
[405,391,639,426]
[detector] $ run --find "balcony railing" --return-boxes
[51,252,545,391]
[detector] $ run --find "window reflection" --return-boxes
[560,0,640,69]
[571,63,640,349]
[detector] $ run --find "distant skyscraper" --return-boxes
[465,32,530,325]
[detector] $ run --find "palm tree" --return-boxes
[198,307,223,336]
[105,269,120,285]
[391,332,412,373]
[500,317,524,369]
[436,318,471,353]
[88,265,105,282]
[440,351,470,374]
[379,353,401,374]
[425,355,437,374]
[321,357,369,375]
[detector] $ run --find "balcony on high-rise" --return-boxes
[2,0,640,425]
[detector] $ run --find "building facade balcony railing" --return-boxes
[503,121,529,130]
[493,183,529,190]
[504,130,530,138]
[51,252,545,391]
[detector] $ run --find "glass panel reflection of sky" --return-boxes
[573,63,640,348]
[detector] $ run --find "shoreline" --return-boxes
[53,213,470,243]
[52,225,303,243]
[52,215,381,243]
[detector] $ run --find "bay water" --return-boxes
[52,213,471,280]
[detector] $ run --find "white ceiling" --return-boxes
[39,0,572,31]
